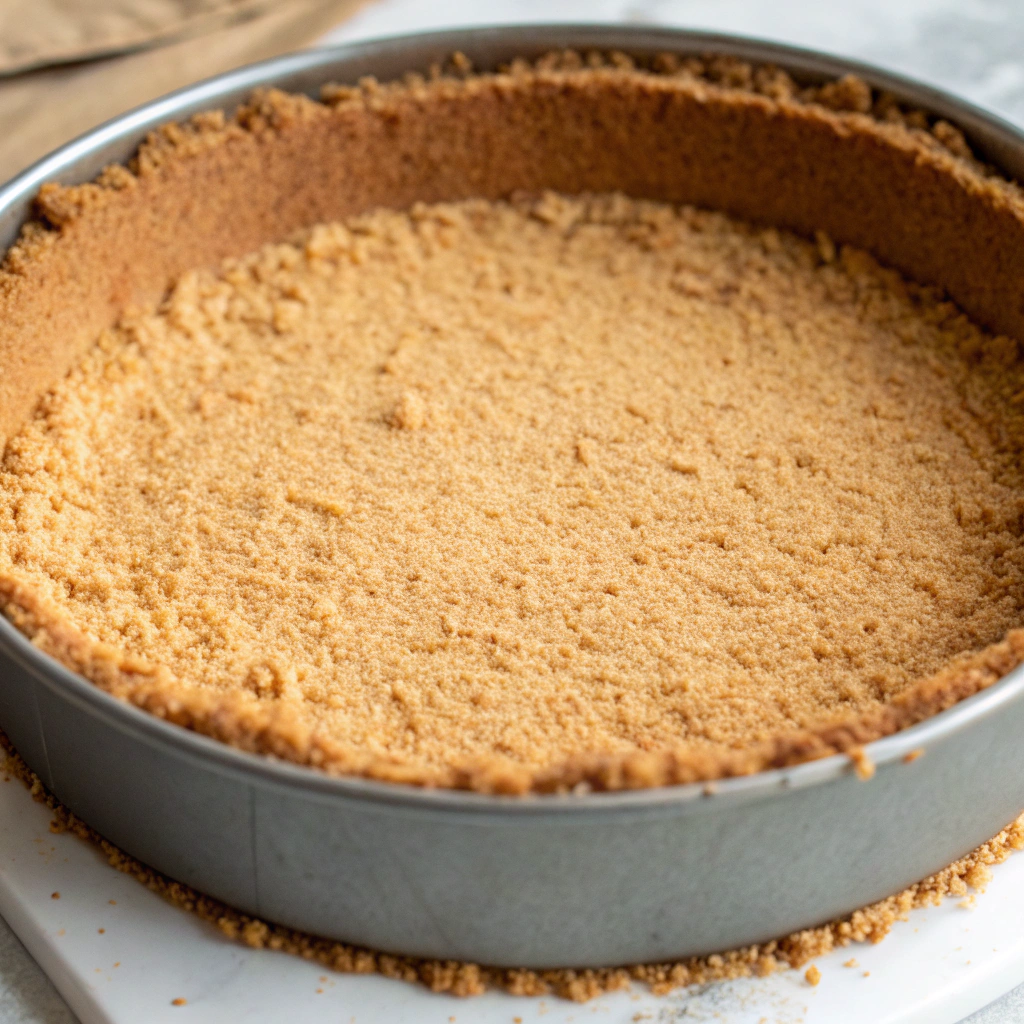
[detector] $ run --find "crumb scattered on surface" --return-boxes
[902,749,925,764]
[4,732,1022,1002]
[848,748,876,781]
[171,997,187,1006]
[50,891,59,899]
[804,964,822,986]
[842,958,858,968]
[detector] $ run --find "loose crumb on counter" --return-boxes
[4,731,1022,1002]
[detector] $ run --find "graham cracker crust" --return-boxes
[1,52,1024,797]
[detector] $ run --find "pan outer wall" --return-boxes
[1,26,1024,967]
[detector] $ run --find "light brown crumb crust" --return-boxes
[3,730,1021,1002]
[7,570,1023,792]
[5,189,1024,792]
[2,54,1024,794]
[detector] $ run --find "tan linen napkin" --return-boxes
[0,0,276,76]
[0,0,370,183]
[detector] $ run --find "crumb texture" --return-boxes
[2,193,1024,783]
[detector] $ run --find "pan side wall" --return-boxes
[4,635,1024,968]
[1,63,1022,446]
[2,29,1024,970]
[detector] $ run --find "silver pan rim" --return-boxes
[2,22,1023,817]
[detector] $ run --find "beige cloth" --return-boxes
[0,0,369,182]
[0,0,276,76]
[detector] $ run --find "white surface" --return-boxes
[4,0,1024,1021]
[2,767,1024,1024]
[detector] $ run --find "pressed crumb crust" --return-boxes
[4,190,1024,792]
[1,56,1024,795]
[3,732,1023,1001]
[1,51,1024,1005]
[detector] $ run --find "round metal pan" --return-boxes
[2,25,1024,971]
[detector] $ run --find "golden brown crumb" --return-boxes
[903,749,925,764]
[804,964,822,986]
[3,194,1024,792]
[843,958,858,968]
[849,748,876,781]
[171,997,187,1007]
[97,927,105,934]
[4,730,1022,1002]
[50,891,59,900]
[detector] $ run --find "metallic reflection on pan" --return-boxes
[1,24,1023,970]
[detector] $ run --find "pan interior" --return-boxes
[1,53,1024,792]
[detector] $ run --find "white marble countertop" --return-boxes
[2,0,1024,1020]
